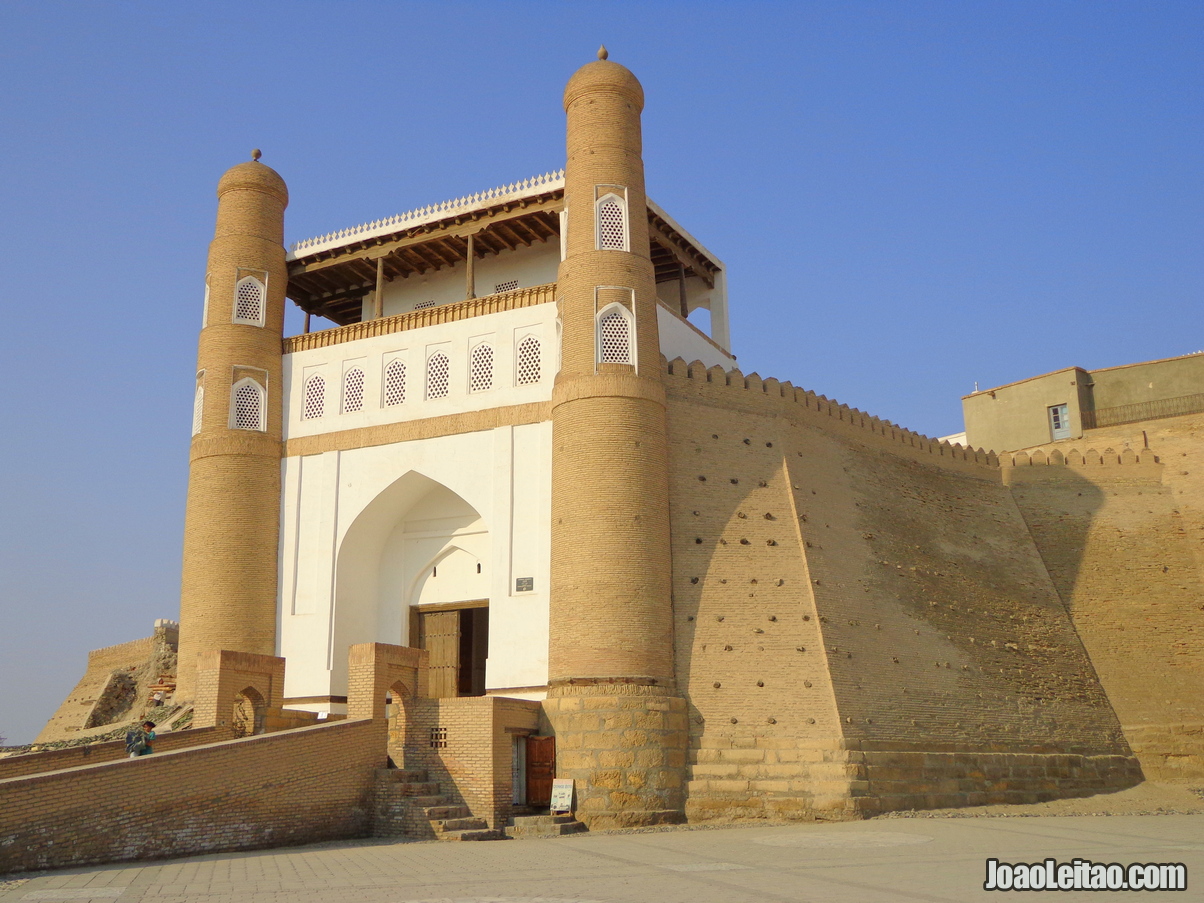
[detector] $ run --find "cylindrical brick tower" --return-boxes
[175,154,289,702]
[544,50,688,827]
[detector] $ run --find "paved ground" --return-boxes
[2,813,1201,903]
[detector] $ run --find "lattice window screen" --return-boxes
[414,300,437,310]
[192,384,204,436]
[343,368,365,413]
[597,196,626,250]
[426,353,450,399]
[384,360,407,406]
[302,375,325,420]
[516,336,541,385]
[234,277,265,324]
[469,344,494,393]
[494,280,520,294]
[598,308,632,364]
[233,382,263,431]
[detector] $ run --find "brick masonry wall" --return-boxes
[0,726,233,781]
[664,358,1140,818]
[0,718,384,875]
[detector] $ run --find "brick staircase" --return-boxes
[504,812,587,838]
[370,767,505,840]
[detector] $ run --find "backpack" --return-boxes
[125,728,147,755]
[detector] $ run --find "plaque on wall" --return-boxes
[515,577,534,592]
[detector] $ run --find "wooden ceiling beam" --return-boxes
[647,219,716,288]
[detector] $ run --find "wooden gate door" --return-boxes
[416,609,461,698]
[526,735,555,808]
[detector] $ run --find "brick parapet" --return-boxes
[0,726,234,781]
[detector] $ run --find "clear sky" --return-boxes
[1,2,1200,744]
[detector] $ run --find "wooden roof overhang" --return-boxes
[286,191,721,327]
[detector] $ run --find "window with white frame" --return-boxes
[302,374,326,420]
[384,359,407,406]
[596,192,627,251]
[469,343,494,392]
[1048,403,1071,441]
[426,352,450,399]
[191,380,204,436]
[597,305,633,364]
[231,379,265,431]
[343,368,365,414]
[233,276,266,325]
[516,336,541,385]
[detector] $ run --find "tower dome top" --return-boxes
[563,52,644,112]
[217,153,288,204]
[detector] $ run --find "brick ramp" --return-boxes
[0,718,384,875]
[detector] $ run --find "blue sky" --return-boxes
[1,1,1200,744]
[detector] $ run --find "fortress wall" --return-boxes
[0,726,235,781]
[1002,438,1204,781]
[665,360,1140,817]
[0,719,382,874]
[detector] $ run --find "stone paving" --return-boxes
[2,815,1201,903]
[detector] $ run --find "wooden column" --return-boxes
[678,263,689,318]
[303,311,311,334]
[465,232,476,300]
[374,256,385,320]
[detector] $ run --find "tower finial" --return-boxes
[251,148,262,162]
[597,44,608,61]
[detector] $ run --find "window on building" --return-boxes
[427,352,450,399]
[516,336,541,385]
[302,374,326,420]
[231,379,265,431]
[597,305,633,364]
[202,279,210,327]
[414,300,437,310]
[469,343,494,393]
[1048,403,1071,441]
[596,193,627,251]
[384,360,407,406]
[191,381,204,436]
[343,368,365,413]
[233,276,266,326]
[494,280,519,294]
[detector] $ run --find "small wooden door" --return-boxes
[526,735,555,808]
[416,609,460,698]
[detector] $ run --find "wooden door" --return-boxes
[416,609,460,698]
[526,735,555,808]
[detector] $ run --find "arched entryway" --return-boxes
[231,686,266,738]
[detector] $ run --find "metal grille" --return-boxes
[343,368,365,413]
[598,197,625,250]
[384,360,406,406]
[302,375,325,420]
[426,352,450,399]
[598,308,632,363]
[234,277,264,323]
[469,344,494,392]
[191,384,204,436]
[1082,393,1204,430]
[494,280,519,294]
[516,336,541,385]
[233,382,263,431]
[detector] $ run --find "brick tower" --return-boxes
[175,154,289,701]
[544,49,688,827]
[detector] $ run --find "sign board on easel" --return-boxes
[550,778,574,813]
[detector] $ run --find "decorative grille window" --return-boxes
[302,375,325,420]
[598,307,633,364]
[343,368,365,413]
[384,360,407,406]
[426,352,450,399]
[516,336,541,385]
[414,300,437,310]
[494,280,519,294]
[191,384,204,436]
[469,344,494,393]
[429,727,448,749]
[233,276,265,325]
[232,380,264,431]
[596,194,627,251]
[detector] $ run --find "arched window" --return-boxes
[231,379,265,431]
[469,343,493,393]
[191,381,204,436]
[516,336,541,385]
[233,276,266,326]
[302,374,325,420]
[426,352,450,399]
[343,368,365,413]
[597,304,633,364]
[384,360,407,406]
[202,278,210,327]
[596,192,627,251]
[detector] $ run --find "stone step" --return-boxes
[436,816,489,832]
[505,821,587,838]
[407,795,447,809]
[510,814,578,827]
[397,782,440,796]
[374,768,428,783]
[439,828,508,841]
[422,805,468,820]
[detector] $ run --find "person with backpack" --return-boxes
[125,721,157,758]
